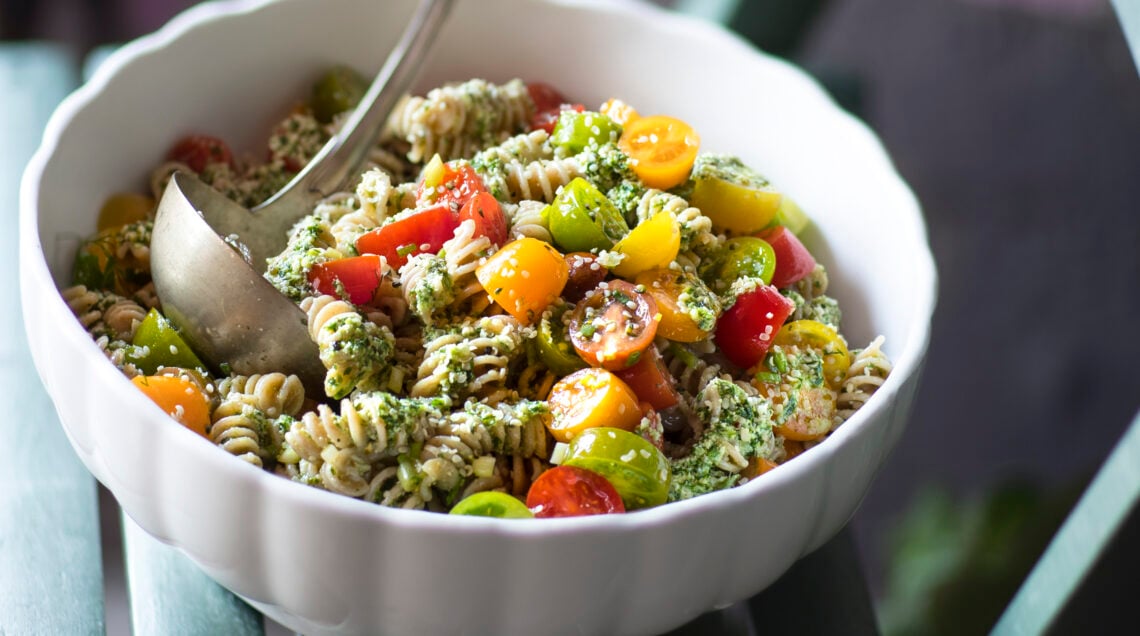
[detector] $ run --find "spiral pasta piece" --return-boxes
[836,336,891,422]
[216,372,306,419]
[443,219,494,315]
[501,156,582,203]
[301,294,395,399]
[424,399,550,463]
[412,315,527,401]
[506,199,552,243]
[387,78,534,163]
[636,189,719,252]
[210,394,278,468]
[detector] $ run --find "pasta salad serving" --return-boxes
[62,68,892,518]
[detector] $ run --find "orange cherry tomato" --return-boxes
[96,193,154,232]
[633,268,714,343]
[600,98,639,126]
[131,375,210,438]
[619,115,700,190]
[475,237,568,325]
[569,280,660,370]
[546,367,642,443]
[769,385,836,442]
[526,465,625,518]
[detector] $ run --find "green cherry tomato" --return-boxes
[542,178,629,253]
[126,308,206,374]
[550,111,622,154]
[533,302,588,376]
[718,237,777,285]
[449,491,534,519]
[773,195,811,235]
[563,427,671,509]
[311,65,368,123]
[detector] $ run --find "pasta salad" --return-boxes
[62,68,891,518]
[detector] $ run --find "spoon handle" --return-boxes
[255,0,454,213]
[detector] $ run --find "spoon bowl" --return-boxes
[150,0,452,393]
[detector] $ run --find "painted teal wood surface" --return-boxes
[1112,0,1140,73]
[0,43,105,635]
[122,514,264,636]
[991,410,1140,635]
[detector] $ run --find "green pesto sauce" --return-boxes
[319,313,395,400]
[668,379,776,502]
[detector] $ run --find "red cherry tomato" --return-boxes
[167,134,233,172]
[531,103,585,134]
[757,226,817,288]
[614,344,680,411]
[714,283,796,369]
[458,191,508,247]
[562,252,608,304]
[569,280,660,371]
[355,203,459,269]
[526,465,626,518]
[419,162,487,210]
[526,82,568,113]
[307,254,383,305]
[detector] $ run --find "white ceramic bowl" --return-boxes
[20,0,936,634]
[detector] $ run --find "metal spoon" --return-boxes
[151,0,452,395]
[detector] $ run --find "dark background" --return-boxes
[5,0,1139,633]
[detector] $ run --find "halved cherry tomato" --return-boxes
[769,385,836,442]
[527,82,567,113]
[742,456,779,480]
[611,212,681,279]
[97,193,154,232]
[458,191,508,247]
[131,374,210,438]
[562,427,671,509]
[531,103,586,135]
[127,309,206,374]
[546,367,642,443]
[543,178,629,253]
[418,161,487,210]
[633,268,718,343]
[167,134,233,172]
[772,319,851,388]
[551,111,622,154]
[705,237,776,286]
[569,280,660,370]
[562,252,608,304]
[475,237,568,325]
[714,283,796,369]
[307,254,383,305]
[774,195,811,235]
[619,115,700,190]
[355,203,459,269]
[613,344,679,411]
[450,491,534,518]
[526,465,625,518]
[533,302,588,376]
[690,173,782,235]
[600,98,639,126]
[757,225,817,288]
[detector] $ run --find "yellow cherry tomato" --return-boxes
[611,212,681,279]
[546,367,642,443]
[619,115,700,190]
[97,192,154,232]
[690,175,783,235]
[475,237,568,325]
[772,319,851,389]
[633,268,715,343]
[600,98,639,126]
[131,374,211,438]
